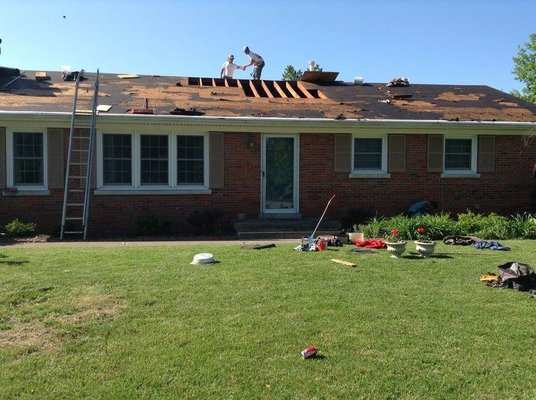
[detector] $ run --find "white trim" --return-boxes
[97,130,209,191]
[443,135,478,174]
[261,134,300,215]
[351,133,388,175]
[94,189,211,196]
[0,112,534,134]
[349,172,391,179]
[6,128,48,191]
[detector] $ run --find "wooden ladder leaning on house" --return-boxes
[60,69,100,240]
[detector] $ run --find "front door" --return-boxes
[262,135,299,215]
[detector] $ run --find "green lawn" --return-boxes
[1,241,535,399]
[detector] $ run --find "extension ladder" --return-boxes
[60,70,100,240]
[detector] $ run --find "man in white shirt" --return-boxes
[242,46,265,80]
[220,54,242,79]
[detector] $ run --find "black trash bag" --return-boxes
[497,262,536,291]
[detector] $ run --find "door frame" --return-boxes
[261,134,300,215]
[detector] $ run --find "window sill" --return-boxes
[440,172,481,179]
[94,188,212,195]
[2,190,50,196]
[349,172,391,179]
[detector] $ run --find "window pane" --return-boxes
[141,135,168,185]
[13,132,44,185]
[177,135,204,185]
[103,134,132,184]
[354,138,382,170]
[445,139,471,170]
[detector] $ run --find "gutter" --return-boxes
[0,110,535,131]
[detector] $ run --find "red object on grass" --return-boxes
[355,239,386,249]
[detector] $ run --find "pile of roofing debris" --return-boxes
[386,77,410,87]
[481,262,536,298]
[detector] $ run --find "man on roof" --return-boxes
[220,54,242,79]
[242,46,265,80]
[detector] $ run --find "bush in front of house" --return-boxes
[134,215,173,236]
[3,219,37,238]
[187,209,234,236]
[356,211,536,240]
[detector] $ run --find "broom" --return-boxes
[305,195,336,245]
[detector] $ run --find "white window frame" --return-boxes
[442,135,479,178]
[96,131,209,194]
[350,133,389,178]
[6,128,48,191]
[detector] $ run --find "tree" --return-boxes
[511,33,536,104]
[281,65,303,81]
[281,63,323,81]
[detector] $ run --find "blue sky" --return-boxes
[1,0,534,93]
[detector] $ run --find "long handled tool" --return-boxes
[307,194,336,242]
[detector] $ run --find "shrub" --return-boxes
[187,209,233,236]
[134,215,172,236]
[3,219,37,238]
[357,212,536,240]
[341,207,375,231]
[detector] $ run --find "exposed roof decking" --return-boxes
[0,70,535,122]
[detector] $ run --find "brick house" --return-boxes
[1,68,535,237]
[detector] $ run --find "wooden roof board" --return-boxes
[0,70,535,122]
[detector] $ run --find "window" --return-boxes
[445,139,472,170]
[354,138,382,170]
[141,135,168,185]
[177,135,204,185]
[13,132,44,186]
[98,132,207,190]
[103,134,132,185]
[351,135,388,177]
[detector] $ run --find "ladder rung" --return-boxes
[72,149,88,152]
[65,217,83,220]
[67,203,84,206]
[69,176,87,179]
[73,136,89,139]
[69,189,84,193]
[70,162,88,166]
[64,231,84,234]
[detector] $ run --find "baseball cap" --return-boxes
[228,54,234,58]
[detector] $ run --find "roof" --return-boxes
[1,69,535,122]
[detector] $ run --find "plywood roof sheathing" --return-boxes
[96,105,112,112]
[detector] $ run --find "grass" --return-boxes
[1,241,536,399]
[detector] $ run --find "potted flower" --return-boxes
[414,226,436,258]
[384,228,407,258]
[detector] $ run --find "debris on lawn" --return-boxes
[331,258,357,268]
[294,236,343,252]
[301,346,318,359]
[481,262,536,293]
[241,243,276,250]
[472,241,510,251]
[191,253,217,265]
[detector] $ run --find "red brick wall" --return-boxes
[300,133,536,218]
[1,131,535,235]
